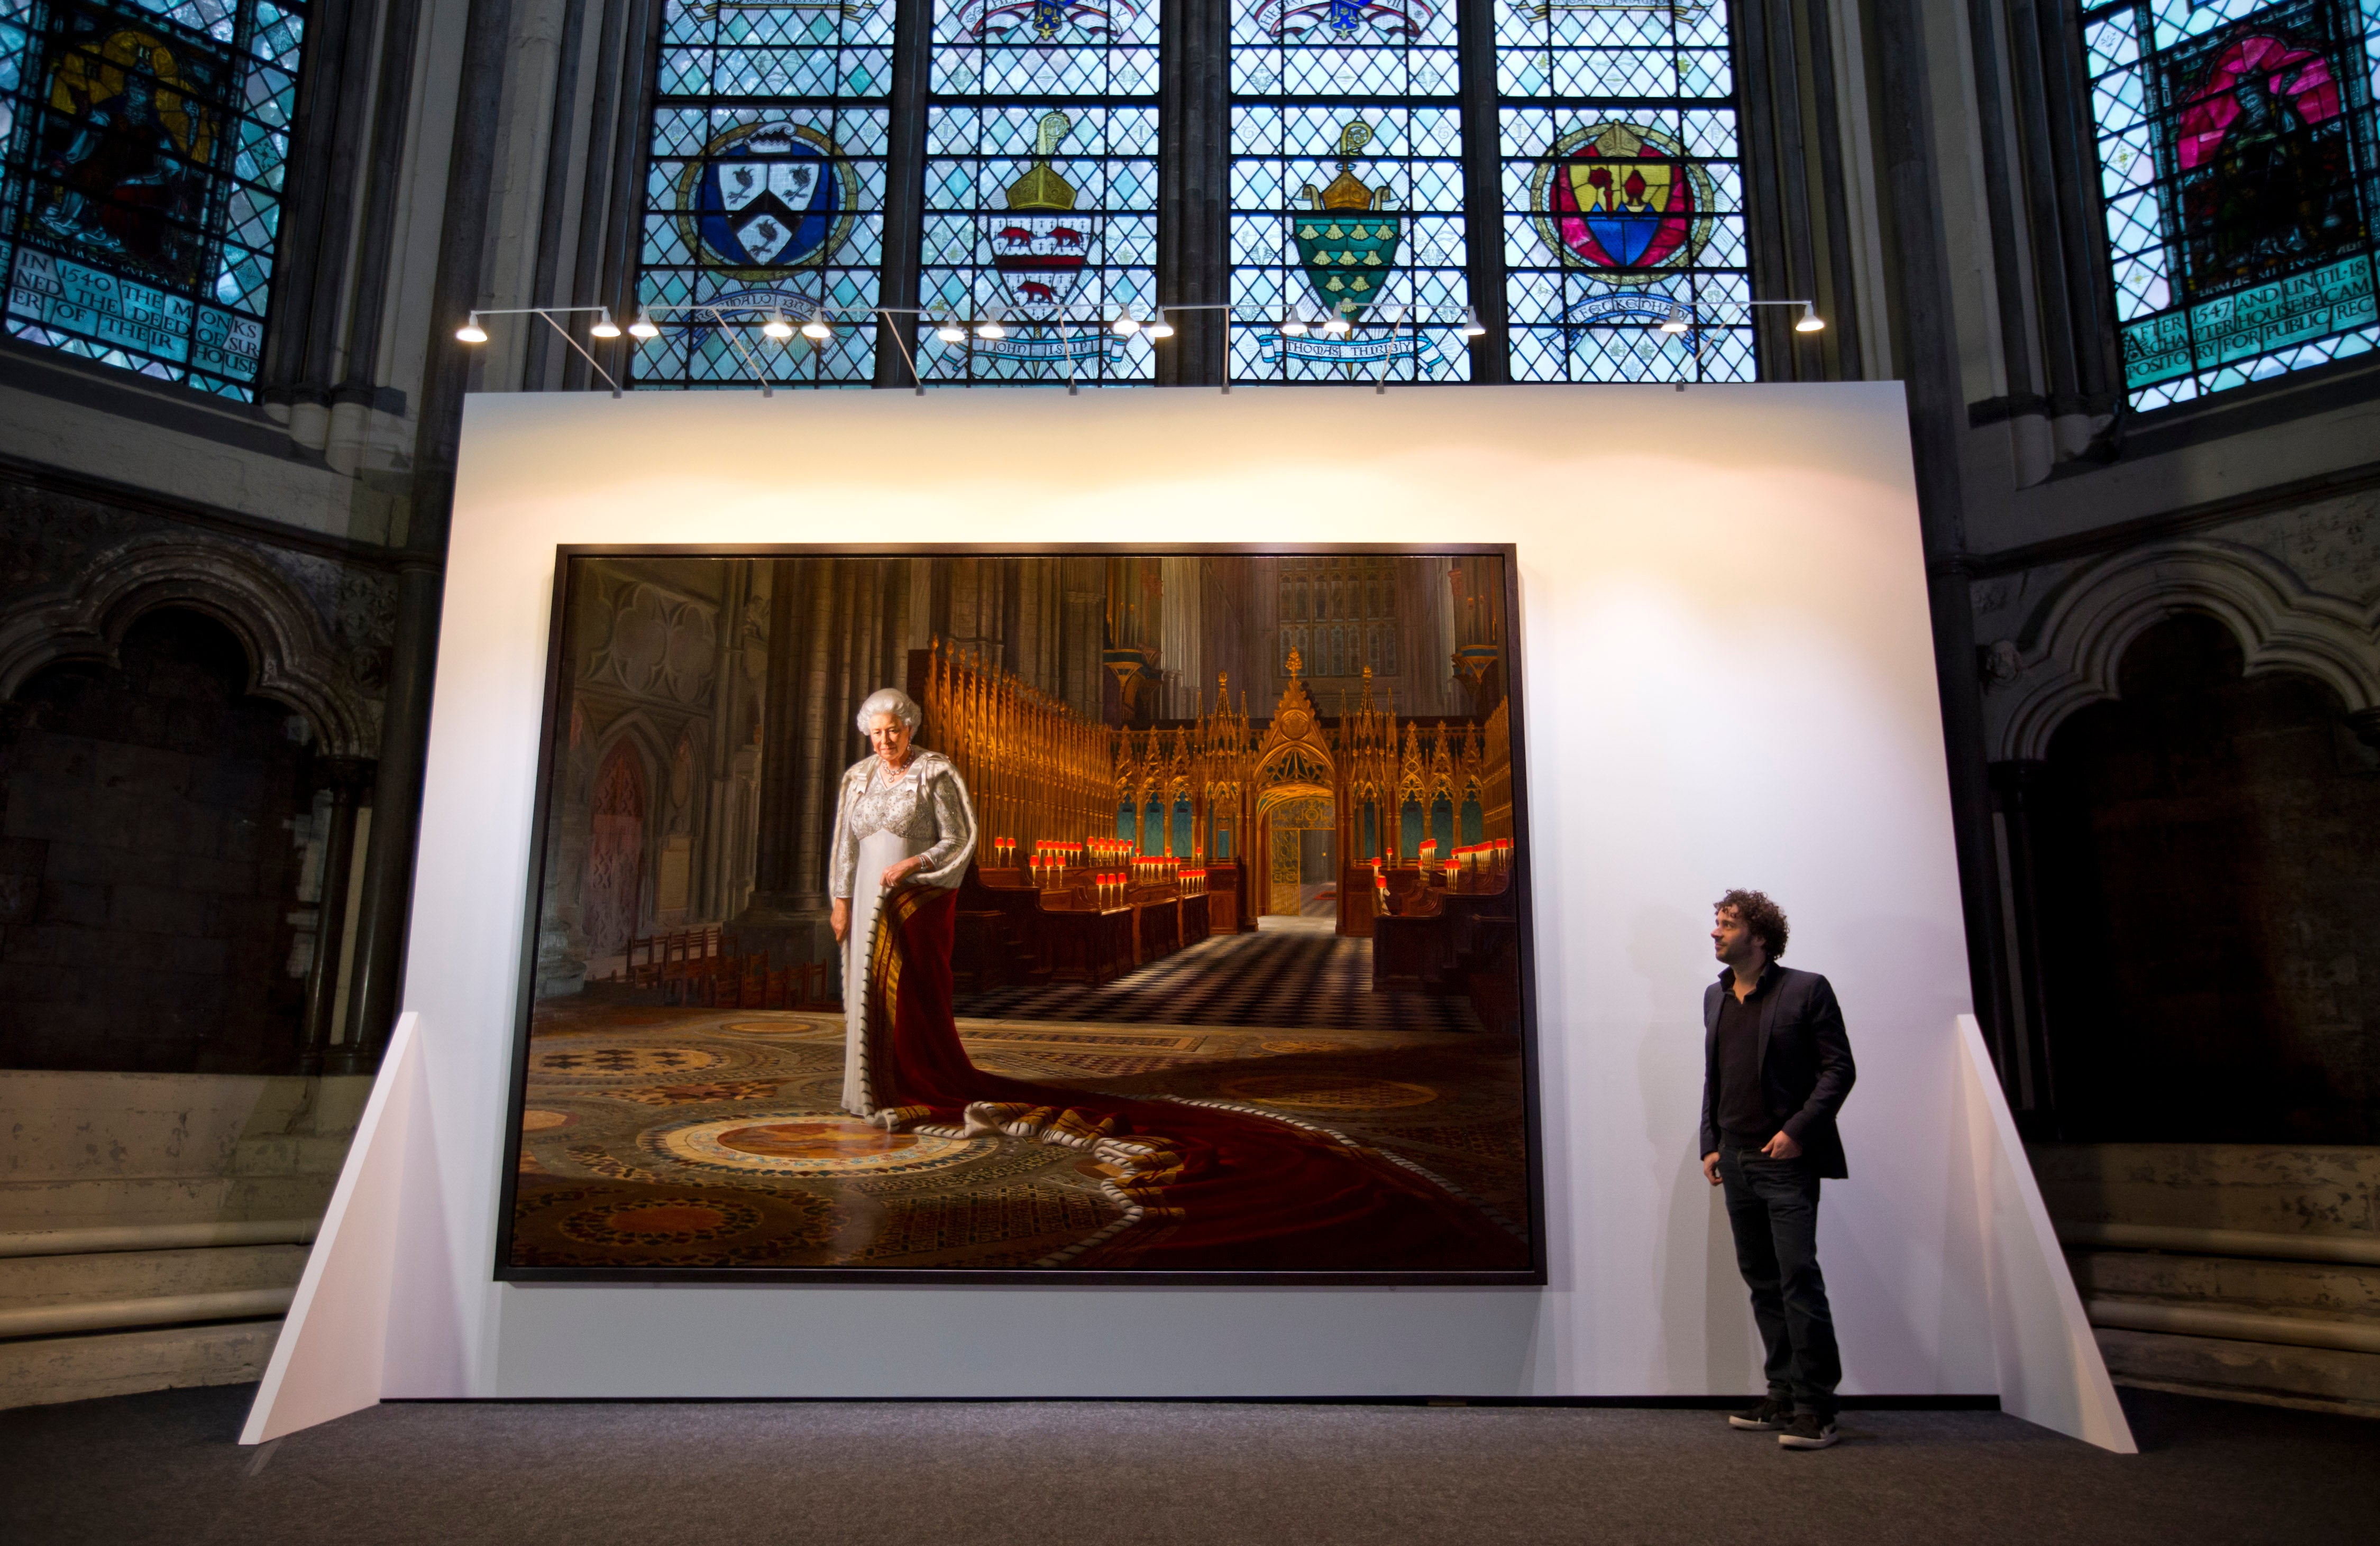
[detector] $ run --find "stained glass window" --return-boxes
[2084,0,2380,411]
[918,0,1158,383]
[1229,0,1472,382]
[1497,0,1752,382]
[633,0,891,388]
[0,0,308,398]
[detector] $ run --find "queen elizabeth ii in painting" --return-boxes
[828,686,976,1116]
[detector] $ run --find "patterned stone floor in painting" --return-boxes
[953,931,1485,1034]
[510,1000,1528,1272]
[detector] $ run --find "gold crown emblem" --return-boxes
[1005,111,1077,211]
[1302,122,1389,213]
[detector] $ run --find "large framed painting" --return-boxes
[498,545,1543,1283]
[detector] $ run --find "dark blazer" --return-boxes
[1700,964,1856,1179]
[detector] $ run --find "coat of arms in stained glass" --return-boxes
[0,0,306,397]
[680,122,860,274]
[1293,121,1404,325]
[985,112,1095,319]
[1530,121,1714,281]
[635,0,891,387]
[1229,0,1470,381]
[2088,0,2379,409]
[920,0,1158,383]
[920,102,1156,381]
[1497,0,1749,382]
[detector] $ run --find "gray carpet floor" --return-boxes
[4,1385,2374,1545]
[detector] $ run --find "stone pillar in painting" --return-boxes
[733,557,916,968]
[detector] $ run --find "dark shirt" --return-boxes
[1714,967,1775,1148]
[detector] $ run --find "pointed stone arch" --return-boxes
[1984,539,2380,763]
[0,534,383,756]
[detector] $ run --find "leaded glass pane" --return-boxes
[1231,106,1472,381]
[919,103,1157,382]
[0,0,309,396]
[634,0,891,388]
[2082,0,2380,409]
[919,0,1159,383]
[933,0,1158,96]
[1495,3,1752,382]
[1230,0,1470,382]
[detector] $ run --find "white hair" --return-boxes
[855,687,923,737]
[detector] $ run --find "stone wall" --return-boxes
[0,473,399,1074]
[1976,485,2380,1143]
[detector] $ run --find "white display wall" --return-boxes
[391,382,2003,1400]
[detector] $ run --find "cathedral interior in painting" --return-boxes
[507,550,1535,1275]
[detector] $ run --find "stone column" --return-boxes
[731,558,915,967]
[300,756,376,1074]
[1989,758,2060,1132]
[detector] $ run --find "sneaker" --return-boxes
[1777,1411,1840,1449]
[1726,1395,1790,1431]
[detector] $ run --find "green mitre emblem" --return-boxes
[1293,122,1402,323]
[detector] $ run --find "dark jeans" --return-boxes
[1719,1145,1841,1417]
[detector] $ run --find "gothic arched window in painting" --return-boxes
[1497,0,1752,382]
[2086,0,2380,410]
[1229,0,1472,382]
[633,0,891,387]
[0,0,306,397]
[918,0,1159,383]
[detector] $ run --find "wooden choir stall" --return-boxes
[908,641,1519,1036]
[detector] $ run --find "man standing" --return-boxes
[1701,888,1856,1450]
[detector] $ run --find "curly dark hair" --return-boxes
[1715,888,1789,961]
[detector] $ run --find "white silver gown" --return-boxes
[829,750,976,1115]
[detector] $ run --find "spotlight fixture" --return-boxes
[1659,302,1692,334]
[590,307,621,339]
[1795,303,1826,333]
[801,314,832,340]
[1144,306,1174,339]
[1321,306,1350,337]
[762,310,795,340]
[935,314,967,343]
[454,312,487,344]
[976,304,1007,341]
[1280,305,1309,337]
[627,308,660,339]
[1460,306,1485,338]
[1111,306,1140,336]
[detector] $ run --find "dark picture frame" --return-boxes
[495,542,1544,1285]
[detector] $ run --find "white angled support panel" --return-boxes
[1956,1014,2136,1453]
[240,1013,425,1444]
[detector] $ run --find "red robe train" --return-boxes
[859,885,1528,1273]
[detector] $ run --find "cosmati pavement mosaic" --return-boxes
[508,999,1530,1272]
